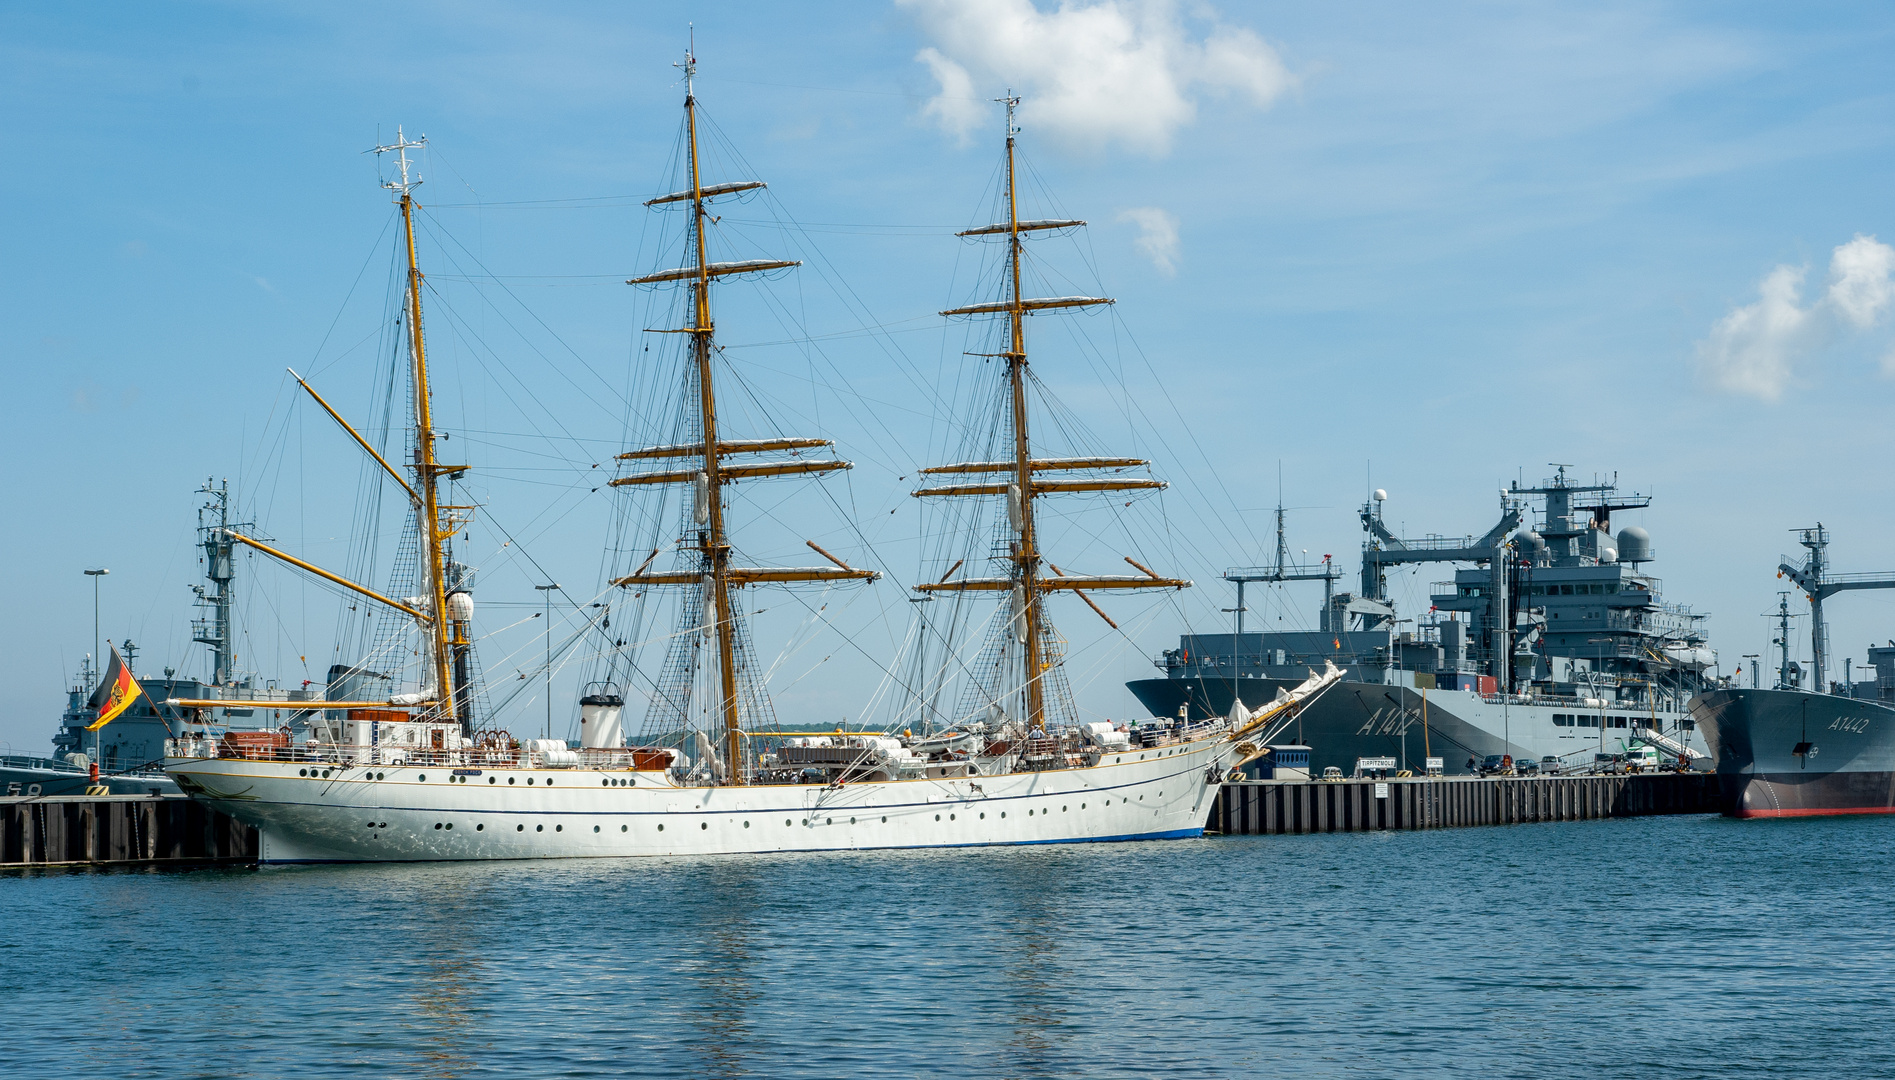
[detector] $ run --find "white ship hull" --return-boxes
[166,735,1230,863]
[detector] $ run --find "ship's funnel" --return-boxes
[579,691,624,749]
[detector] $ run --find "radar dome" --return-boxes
[1617,525,1652,563]
[1514,530,1546,551]
[1597,542,1618,564]
[1373,489,1387,503]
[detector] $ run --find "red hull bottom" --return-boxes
[1724,772,1895,818]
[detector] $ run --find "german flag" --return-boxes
[86,643,142,731]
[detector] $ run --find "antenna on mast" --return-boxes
[996,90,1020,136]
[676,26,697,99]
[370,127,427,197]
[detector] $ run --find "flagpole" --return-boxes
[85,568,108,773]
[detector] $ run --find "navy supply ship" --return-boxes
[1,481,317,798]
[1128,468,1712,776]
[1691,525,1895,817]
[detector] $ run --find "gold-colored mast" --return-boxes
[383,130,459,731]
[622,48,875,784]
[998,95,1048,732]
[917,94,1188,733]
[680,61,748,784]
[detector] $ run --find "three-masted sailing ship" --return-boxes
[164,57,1338,862]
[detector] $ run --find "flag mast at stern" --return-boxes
[375,129,461,735]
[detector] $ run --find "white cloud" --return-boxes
[916,47,982,140]
[1118,207,1179,274]
[1696,234,1895,401]
[1828,234,1895,328]
[898,0,1293,155]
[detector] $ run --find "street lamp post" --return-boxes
[535,584,560,741]
[84,568,110,679]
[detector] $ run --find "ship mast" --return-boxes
[617,46,876,783]
[379,129,459,731]
[916,94,1188,733]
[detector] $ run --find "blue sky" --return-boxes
[3,1,1892,751]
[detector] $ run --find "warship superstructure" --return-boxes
[1692,525,1895,816]
[2,481,315,797]
[1128,468,1712,775]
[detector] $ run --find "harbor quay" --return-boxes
[1214,772,1722,835]
[2,794,255,867]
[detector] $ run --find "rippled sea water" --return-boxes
[5,813,1894,1078]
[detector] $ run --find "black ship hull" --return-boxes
[1691,689,1895,817]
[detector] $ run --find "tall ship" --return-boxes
[164,60,1332,862]
[1691,525,1895,816]
[1128,468,1711,775]
[2,481,313,797]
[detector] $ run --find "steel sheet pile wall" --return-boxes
[1216,773,1721,835]
[2,796,257,866]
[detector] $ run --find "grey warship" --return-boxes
[0,482,316,797]
[1127,468,1711,776]
[1691,525,1895,817]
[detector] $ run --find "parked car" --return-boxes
[1321,766,1344,782]
[1540,756,1563,776]
[1480,754,1508,776]
[1514,757,1541,776]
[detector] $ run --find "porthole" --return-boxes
[445,823,453,830]
[378,822,386,828]
[508,777,515,785]
[1081,803,1087,809]
[433,823,442,830]
[594,825,600,833]
[555,824,562,832]
[517,824,525,832]
[701,822,708,831]
[377,772,385,780]
[322,769,332,778]
[621,825,628,832]
[826,818,833,825]
[601,779,609,787]
[1062,806,1068,812]
[950,813,956,821]
[881,816,887,823]
[527,777,535,785]
[744,821,752,829]
[785,819,792,827]
[848,818,855,825]
[934,814,940,821]
[547,778,554,786]
[1001,812,1007,818]
[489,777,496,784]
[417,774,425,781]
[476,824,484,831]
[364,821,375,828]
[536,824,544,832]
[658,824,665,832]
[979,812,985,819]
[300,769,308,777]
[1028,809,1034,816]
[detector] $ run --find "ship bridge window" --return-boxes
[1553,713,1570,727]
